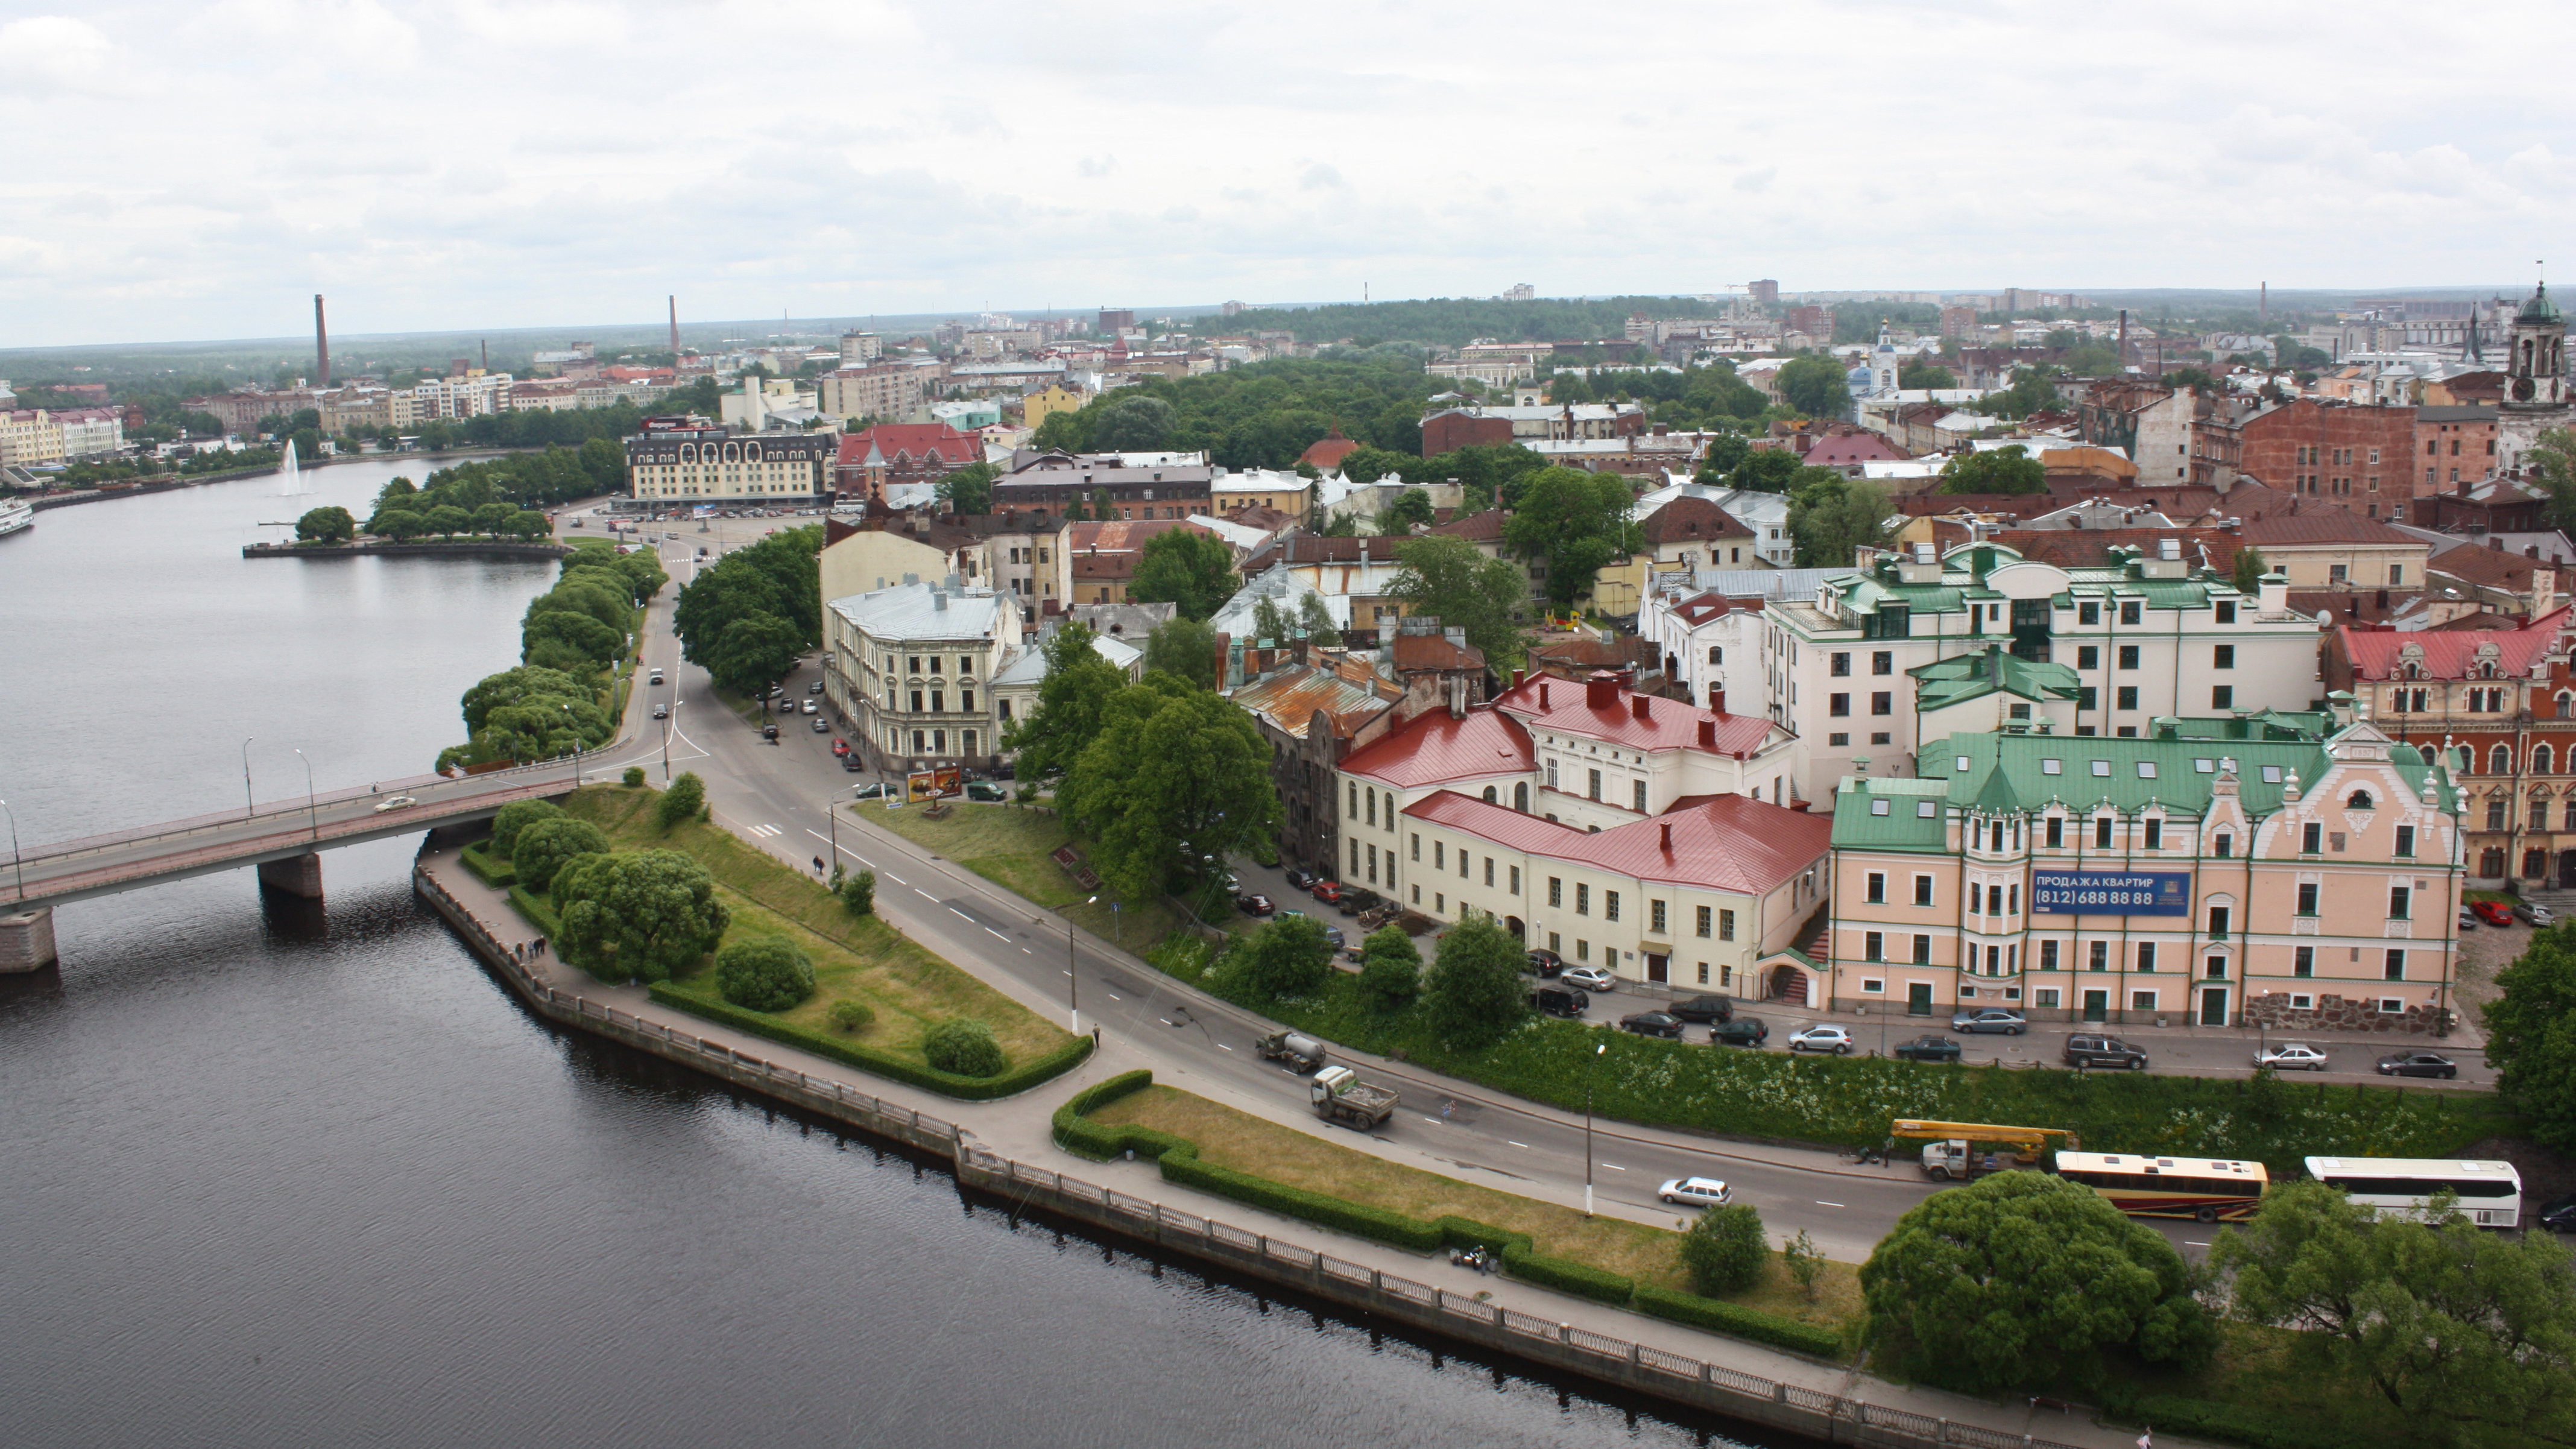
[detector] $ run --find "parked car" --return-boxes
[2458,909,2480,930]
[2256,1041,2331,1072]
[1949,1008,2028,1035]
[778,698,797,713]
[840,754,865,771]
[1283,867,1320,892]
[370,795,418,813]
[964,780,1006,802]
[2063,1034,2150,1070]
[852,782,895,801]
[830,738,849,756]
[1618,1011,1687,1039]
[2472,900,2515,927]
[1710,1016,1768,1047]
[1524,948,1564,977]
[1236,893,1275,917]
[1312,881,1349,906]
[1667,994,1735,1024]
[1561,965,1615,991]
[987,760,1015,781]
[762,723,780,740]
[2539,1195,2576,1234]
[1893,1034,1963,1063]
[652,704,668,719]
[812,717,829,732]
[1657,1176,1731,1207]
[2518,902,2557,927]
[2376,1051,2459,1079]
[1338,889,1379,917]
[1788,1024,1854,1055]
[1321,926,1345,950]
[807,681,825,694]
[800,700,819,715]
[1530,986,1589,1018]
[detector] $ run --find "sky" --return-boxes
[2,0,2571,348]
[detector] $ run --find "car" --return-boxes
[1236,892,1275,916]
[1524,949,1564,978]
[2063,1034,2150,1070]
[812,717,829,732]
[2518,902,2557,927]
[1337,889,1377,917]
[1949,1008,2029,1035]
[800,700,819,715]
[2540,1195,2576,1234]
[988,760,1015,781]
[807,681,825,694]
[1284,867,1321,892]
[1561,965,1615,991]
[762,723,780,740]
[1656,1176,1731,1207]
[1530,986,1589,1018]
[1312,881,1348,905]
[1618,1011,1687,1038]
[2376,1051,2459,1079]
[2472,900,2515,927]
[831,738,850,756]
[779,698,797,713]
[1667,994,1735,1024]
[2458,909,2480,930]
[652,704,669,719]
[370,795,418,813]
[649,669,665,685]
[964,780,1006,802]
[851,782,894,800]
[1892,1034,1963,1063]
[841,754,865,771]
[1322,926,1345,950]
[764,685,783,698]
[1788,1024,1854,1055]
[2256,1041,2331,1071]
[1710,1016,1768,1047]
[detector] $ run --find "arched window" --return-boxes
[2346,789,2374,809]
[1514,781,1530,813]
[746,443,762,463]
[2481,661,2497,679]
[1482,786,1497,804]
[722,443,740,464]
[1707,646,1722,665]
[2404,661,2419,679]
[679,443,695,463]
[2539,745,2557,775]
[2492,745,2513,775]
[2457,745,2475,772]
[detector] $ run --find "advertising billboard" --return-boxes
[2030,870,2192,916]
[906,767,962,803]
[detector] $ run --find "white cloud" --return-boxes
[0,16,115,89]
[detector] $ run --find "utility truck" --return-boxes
[1891,1119,2078,1181]
[1310,1064,1398,1129]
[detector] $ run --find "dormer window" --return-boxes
[2347,789,2374,809]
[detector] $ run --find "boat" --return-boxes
[0,498,32,538]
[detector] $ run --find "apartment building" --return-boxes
[818,363,929,423]
[824,581,1022,774]
[623,425,833,502]
[0,409,65,466]
[2074,380,2194,484]
[1826,716,2463,1034]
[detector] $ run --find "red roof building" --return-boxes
[1300,427,1362,473]
[835,423,983,499]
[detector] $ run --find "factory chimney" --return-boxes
[314,294,330,388]
[669,295,680,358]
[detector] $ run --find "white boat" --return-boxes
[0,498,32,538]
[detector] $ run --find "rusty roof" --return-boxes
[1230,661,1399,740]
[1641,496,1753,545]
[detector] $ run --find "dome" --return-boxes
[1845,362,1874,387]
[2518,280,2562,325]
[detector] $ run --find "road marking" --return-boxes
[1218,1043,1233,1051]
[883,873,907,884]
[747,824,782,838]
[1507,1141,1530,1149]
[1022,947,1033,955]
[2185,1240,2211,1247]
[1815,1201,1844,1208]
[1603,1163,1626,1171]
[1106,993,1122,1001]
[949,908,974,921]
[986,928,1009,941]
[915,889,935,900]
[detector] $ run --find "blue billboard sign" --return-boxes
[2030,870,2192,916]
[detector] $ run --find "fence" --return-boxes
[415,859,2104,1449]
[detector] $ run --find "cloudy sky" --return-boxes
[2,0,2569,347]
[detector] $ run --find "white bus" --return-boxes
[2303,1157,2524,1228]
[2055,1152,2270,1222]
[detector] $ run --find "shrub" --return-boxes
[1239,914,1334,999]
[827,999,874,1034]
[1781,1227,1823,1301]
[2120,1396,2350,1449]
[510,816,611,892]
[1682,1202,1768,1294]
[555,849,729,985]
[1632,1284,1845,1359]
[921,1018,1008,1078]
[839,868,876,917]
[622,766,646,788]
[714,935,816,1013]
[656,771,706,830]
[458,842,516,888]
[490,798,566,856]
[1358,924,1421,1008]
[657,983,1093,1101]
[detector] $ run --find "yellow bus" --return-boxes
[2054,1152,2270,1222]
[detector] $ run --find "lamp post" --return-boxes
[292,748,317,843]
[1584,1039,1606,1217]
[1,798,23,902]
[1069,895,1096,1033]
[242,737,256,821]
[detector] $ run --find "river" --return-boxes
[0,459,1780,1448]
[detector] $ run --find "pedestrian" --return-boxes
[1091,1026,1101,1050]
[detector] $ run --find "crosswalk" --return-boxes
[747,824,783,838]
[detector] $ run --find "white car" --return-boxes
[1658,1175,1732,1207]
[2256,1042,2331,1072]
[1788,1024,1854,1055]
[800,700,819,715]
[851,783,895,801]
[1561,965,1616,991]
[370,795,418,813]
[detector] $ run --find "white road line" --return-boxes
[2185,1240,2211,1247]
[1106,993,1122,1001]
[1507,1141,1530,1149]
[884,873,907,884]
[1815,1201,1845,1208]
[1022,947,1033,955]
[985,928,1009,940]
[949,908,974,921]
[914,888,935,900]
[1603,1163,1626,1171]
[1218,1043,1233,1051]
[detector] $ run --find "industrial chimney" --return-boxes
[670,295,680,357]
[314,294,329,388]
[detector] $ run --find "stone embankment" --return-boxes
[243,538,572,560]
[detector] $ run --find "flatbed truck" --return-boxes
[1310,1064,1398,1129]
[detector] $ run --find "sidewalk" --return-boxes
[415,844,2214,1449]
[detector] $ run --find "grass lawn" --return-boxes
[859,800,1196,947]
[549,784,1072,1069]
[1087,1082,1861,1330]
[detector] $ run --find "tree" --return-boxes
[521,608,624,672]
[828,1000,874,1034]
[1377,487,1435,532]
[1002,622,1128,781]
[510,816,611,892]
[1091,394,1177,452]
[936,461,996,515]
[1060,681,1281,902]
[1238,913,1335,1000]
[2232,545,2271,596]
[1250,594,1295,643]
[472,500,519,536]
[1776,355,1851,418]
[921,1018,1009,1076]
[426,505,472,538]
[2480,926,2576,1152]
[1693,432,1751,481]
[1128,528,1239,620]
[1296,592,1342,646]
[295,505,356,543]
[1357,924,1421,1008]
[701,611,805,697]
[1787,475,1892,569]
[2213,1180,2576,1438]
[488,799,566,856]
[1502,467,1640,610]
[2526,428,2576,535]
[1725,447,1805,494]
[1387,534,1527,663]
[656,771,706,830]
[1939,445,2047,495]
[715,935,816,1012]
[1143,617,1219,689]
[1421,913,1530,1049]
[1898,362,1957,390]
[555,850,731,985]
[836,866,876,916]
[2161,367,2218,393]
[1983,367,2065,421]
[1681,1203,1768,1294]
[622,766,646,788]
[1861,1171,2213,1394]
[1781,1228,1824,1301]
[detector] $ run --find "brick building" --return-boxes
[2191,397,2419,518]
[2411,406,2499,505]
[990,451,1215,521]
[833,423,983,499]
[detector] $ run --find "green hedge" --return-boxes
[649,982,1094,1102]
[1053,1070,1173,1157]
[2120,1396,2356,1449]
[458,843,516,888]
[505,885,562,936]
[1632,1283,1845,1359]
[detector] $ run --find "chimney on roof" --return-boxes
[1512,668,1526,689]
[1632,695,1652,722]
[2159,537,2180,561]
[1539,682,1550,709]
[1659,821,1673,853]
[1586,671,1618,710]
[1711,689,1727,719]
[2494,534,2505,550]
[1698,718,1717,749]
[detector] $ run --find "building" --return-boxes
[1825,716,2463,1033]
[2232,507,2429,592]
[2190,397,2419,516]
[2497,281,2571,472]
[1056,517,1208,605]
[991,627,1142,745]
[2413,406,2499,504]
[2075,381,2194,484]
[992,450,1216,522]
[818,513,996,609]
[1299,428,1362,475]
[824,580,1023,774]
[1020,383,1085,432]
[1418,402,1647,456]
[0,409,65,466]
[1228,648,1408,874]
[818,364,929,425]
[1239,534,1418,635]
[1211,467,1312,522]
[832,423,983,499]
[49,407,124,458]
[839,331,882,365]
[623,426,833,502]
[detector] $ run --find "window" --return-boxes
[2040,939,2059,971]
[1433,841,1444,870]
[2116,686,2138,710]
[2214,831,2233,857]
[1866,872,1886,904]
[2208,904,2230,938]
[2117,644,2140,670]
[2215,601,2236,623]
[2091,759,2112,777]
[1411,833,1421,861]
[2095,816,2113,848]
[2540,745,2557,775]
[2393,825,2415,858]
[2136,942,2157,972]
[1708,646,1721,665]
[1830,652,1851,676]
[2078,687,2097,711]
[1872,651,1893,675]
[2384,950,2405,982]
[2487,798,2508,831]
[1914,875,1934,906]
[1603,891,1620,923]
[1861,977,1883,993]
[2131,990,2159,1012]
[2211,686,2233,709]
[2077,645,2100,669]
[1864,931,1884,962]
[1871,691,1892,715]
[1829,733,1849,747]
[2302,822,2322,853]
[1510,867,1520,893]
[1919,801,1937,818]
[1575,883,1590,915]
[1829,693,1851,717]
[1649,899,1664,933]
[1587,769,1602,800]
[2138,761,2158,780]
[1718,909,1736,940]
[2144,819,2162,849]
[2046,816,2064,848]
[1969,882,1983,915]
[1697,904,1713,936]
[2079,602,2100,626]
[2041,758,2063,776]
[2297,882,2319,915]
[2119,601,2141,625]
[1870,798,1890,816]
[1633,780,1647,813]
[1548,877,1562,907]
[2089,941,2109,972]
[1911,933,1931,964]
[1485,857,1494,886]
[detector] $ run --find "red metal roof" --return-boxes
[1641,496,1753,544]
[1494,672,1775,759]
[2337,607,2566,680]
[1339,706,1533,788]
[836,424,981,466]
[1402,790,1831,894]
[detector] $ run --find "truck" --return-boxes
[1255,1029,1327,1073]
[1891,1119,2079,1181]
[1309,1064,1399,1129]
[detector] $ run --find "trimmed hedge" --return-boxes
[458,843,517,888]
[2120,1396,2354,1449]
[1633,1283,1845,1359]
[649,982,1093,1102]
[505,885,562,937]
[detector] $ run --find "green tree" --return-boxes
[2232,545,2271,596]
[622,766,646,788]
[1091,394,1178,452]
[555,850,731,985]
[1681,1202,1768,1294]
[1250,594,1295,643]
[2480,925,2576,1152]
[1296,592,1342,646]
[472,500,519,536]
[1504,467,1640,609]
[839,867,876,917]
[2214,1180,2576,1439]
[1787,475,1893,569]
[1983,367,2066,421]
[1421,913,1530,1049]
[2161,367,2218,393]
[921,1018,1009,1076]
[1898,362,1957,390]
[828,999,874,1034]
[1357,924,1421,1008]
[522,608,624,672]
[1693,432,1752,481]
[373,508,429,541]
[1775,355,1851,418]
[1142,616,1220,689]
[510,816,611,892]
[1002,622,1128,781]
[714,935,816,1012]
[488,798,566,856]
[1377,487,1435,531]
[701,611,805,697]
[2525,428,2576,535]
[295,505,356,543]
[426,505,472,538]
[1861,1171,2214,1393]
[1128,528,1239,620]
[1781,1228,1824,1301]
[1939,445,2047,495]
[936,460,996,514]
[1238,912,1335,1000]
[1725,447,1806,494]
[656,771,706,830]
[1060,681,1281,901]
[1386,534,1527,663]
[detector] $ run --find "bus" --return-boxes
[2054,1152,2270,1222]
[2303,1157,2524,1228]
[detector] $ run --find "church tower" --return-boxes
[2499,277,2570,471]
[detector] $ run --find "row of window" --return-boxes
[888,727,979,754]
[891,688,976,713]
[878,654,979,677]
[1856,934,2411,980]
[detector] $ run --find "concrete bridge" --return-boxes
[0,755,588,970]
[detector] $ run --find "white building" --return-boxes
[825,581,1025,774]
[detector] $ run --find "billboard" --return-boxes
[2030,870,2192,916]
[906,767,962,803]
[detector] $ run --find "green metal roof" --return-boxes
[1908,645,2081,711]
[1833,775,1953,852]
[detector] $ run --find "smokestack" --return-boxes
[481,339,488,371]
[1659,822,1673,853]
[1632,695,1652,722]
[670,295,680,357]
[2117,308,2127,367]
[314,294,330,388]
[2260,282,2268,323]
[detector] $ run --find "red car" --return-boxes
[2472,900,2514,927]
[1312,880,1348,905]
[831,738,850,757]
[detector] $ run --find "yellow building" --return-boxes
[0,409,66,466]
[1021,384,1087,432]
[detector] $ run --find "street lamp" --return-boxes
[0,798,23,902]
[1585,1039,1606,1217]
[242,737,256,820]
[1069,895,1096,1033]
[292,748,317,843]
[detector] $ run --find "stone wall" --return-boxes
[2243,990,2451,1036]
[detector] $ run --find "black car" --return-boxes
[1667,994,1735,1024]
[1284,867,1320,892]
[761,723,780,740]
[1340,889,1381,917]
[2063,1034,2148,1070]
[1531,986,1589,1018]
[2540,1195,2576,1234]
[1525,949,1564,978]
[1893,1034,1963,1063]
[2376,1051,2460,1079]
[840,754,865,771]
[1618,1011,1687,1039]
[1711,1016,1768,1047]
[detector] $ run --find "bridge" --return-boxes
[0,755,590,970]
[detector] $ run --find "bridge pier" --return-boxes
[0,907,58,972]
[256,853,324,899]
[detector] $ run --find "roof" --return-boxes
[1391,631,1485,672]
[2235,509,2423,548]
[1907,645,2082,710]
[2429,540,2554,590]
[828,581,1009,643]
[1403,790,1832,895]
[1640,496,1753,546]
[1802,432,1911,466]
[1245,534,1410,572]
[1229,661,1399,741]
[1430,509,1508,543]
[2518,281,2562,325]
[1492,671,1776,759]
[2334,607,2566,680]
[1339,704,1533,788]
[1064,518,1202,554]
[2416,405,2498,423]
[990,633,1138,687]
[1989,528,2244,576]
[1299,428,1362,470]
[836,423,981,466]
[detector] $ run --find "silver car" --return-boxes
[2256,1041,2331,1072]
[1561,965,1616,991]
[1657,1176,1732,1207]
[1788,1024,1854,1055]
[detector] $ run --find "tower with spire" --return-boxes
[2498,269,2569,472]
